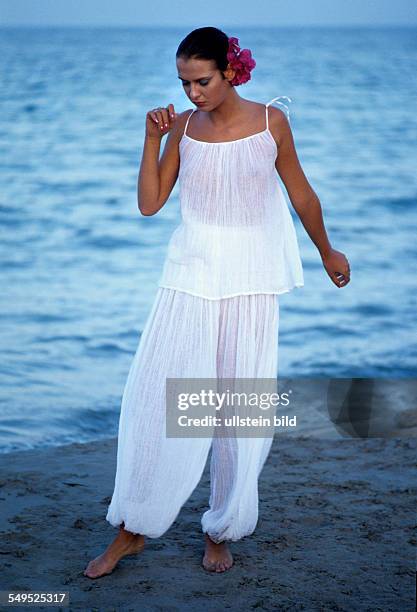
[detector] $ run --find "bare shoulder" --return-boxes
[267,106,292,148]
[159,109,194,151]
[177,108,194,124]
[170,108,194,142]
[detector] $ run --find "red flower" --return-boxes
[226,36,256,86]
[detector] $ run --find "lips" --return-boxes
[195,102,206,107]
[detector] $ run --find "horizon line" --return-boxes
[1,23,417,29]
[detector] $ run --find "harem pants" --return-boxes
[106,288,279,543]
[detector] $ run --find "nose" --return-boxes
[190,84,201,101]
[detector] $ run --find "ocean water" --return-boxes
[1,26,416,453]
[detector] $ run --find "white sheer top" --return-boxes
[158,96,304,300]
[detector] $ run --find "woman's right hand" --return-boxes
[146,103,178,140]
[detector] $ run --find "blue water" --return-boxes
[1,27,416,453]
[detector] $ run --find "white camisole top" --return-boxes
[158,96,304,300]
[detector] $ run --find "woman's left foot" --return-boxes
[202,533,234,572]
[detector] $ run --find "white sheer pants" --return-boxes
[106,288,279,543]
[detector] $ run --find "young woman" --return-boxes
[84,26,350,578]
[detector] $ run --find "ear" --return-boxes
[222,62,235,82]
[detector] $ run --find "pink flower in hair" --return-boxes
[226,36,256,86]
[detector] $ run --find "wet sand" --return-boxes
[0,435,416,611]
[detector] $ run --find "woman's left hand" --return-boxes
[321,248,351,288]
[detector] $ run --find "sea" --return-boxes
[1,26,416,453]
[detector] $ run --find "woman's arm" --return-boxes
[137,105,189,216]
[270,107,350,288]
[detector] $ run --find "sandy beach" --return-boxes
[0,434,415,611]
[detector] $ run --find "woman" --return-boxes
[84,26,350,577]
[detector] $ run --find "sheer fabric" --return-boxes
[158,97,304,299]
[106,288,279,541]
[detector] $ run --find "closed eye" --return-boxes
[179,79,210,87]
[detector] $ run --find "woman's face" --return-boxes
[176,56,232,110]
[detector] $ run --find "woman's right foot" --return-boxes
[83,524,145,579]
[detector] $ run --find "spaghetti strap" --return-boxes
[183,109,196,136]
[265,96,292,128]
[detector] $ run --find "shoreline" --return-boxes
[1,434,415,610]
[2,378,417,455]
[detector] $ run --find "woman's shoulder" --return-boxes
[267,103,292,149]
[244,98,290,124]
[177,108,195,124]
[267,105,290,123]
[168,109,194,143]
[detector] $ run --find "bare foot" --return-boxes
[202,533,234,572]
[84,523,145,579]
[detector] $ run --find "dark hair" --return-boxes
[176,27,229,74]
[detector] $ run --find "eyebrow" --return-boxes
[177,75,211,81]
